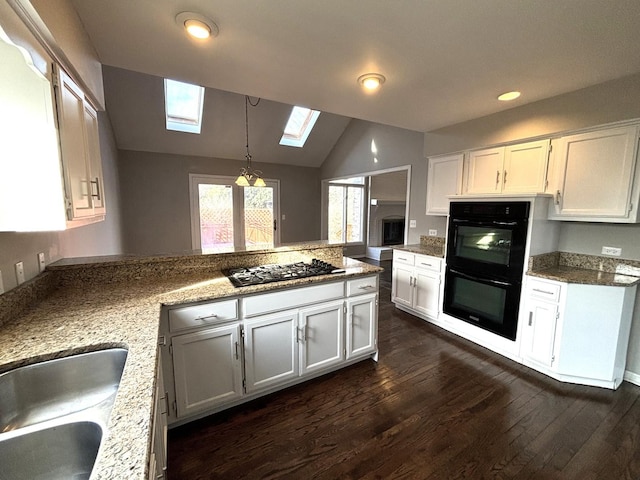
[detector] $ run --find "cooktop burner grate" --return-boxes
[223,259,344,287]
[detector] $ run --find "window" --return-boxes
[279,106,320,147]
[189,174,280,251]
[327,177,365,243]
[164,79,205,134]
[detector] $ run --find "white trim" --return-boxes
[624,370,640,386]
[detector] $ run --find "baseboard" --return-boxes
[624,370,640,386]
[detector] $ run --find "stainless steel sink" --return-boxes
[0,421,102,480]
[0,347,127,432]
[0,348,128,479]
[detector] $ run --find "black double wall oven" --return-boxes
[443,201,530,341]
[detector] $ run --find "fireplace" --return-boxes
[382,218,405,246]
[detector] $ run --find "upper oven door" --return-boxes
[446,217,528,279]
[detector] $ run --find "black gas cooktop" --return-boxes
[223,259,345,287]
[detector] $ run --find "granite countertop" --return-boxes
[393,243,445,258]
[527,252,640,287]
[527,265,640,287]
[0,256,381,480]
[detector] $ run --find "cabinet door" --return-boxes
[83,103,105,213]
[426,153,464,215]
[466,147,504,194]
[152,349,168,479]
[172,324,243,417]
[244,311,299,393]
[56,68,93,218]
[521,300,558,368]
[347,293,378,359]
[392,265,414,307]
[413,268,441,318]
[299,300,345,375]
[503,140,550,194]
[550,125,639,221]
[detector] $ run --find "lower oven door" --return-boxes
[443,267,521,341]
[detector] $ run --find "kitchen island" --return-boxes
[0,242,382,480]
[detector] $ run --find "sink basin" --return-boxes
[0,421,102,480]
[0,348,127,432]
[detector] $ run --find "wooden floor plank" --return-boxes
[168,262,640,479]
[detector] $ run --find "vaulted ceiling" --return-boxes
[66,0,640,165]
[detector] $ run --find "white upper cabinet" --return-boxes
[55,66,106,223]
[426,153,464,215]
[466,147,504,194]
[0,23,66,231]
[0,14,106,231]
[548,124,640,222]
[502,140,551,194]
[465,140,550,195]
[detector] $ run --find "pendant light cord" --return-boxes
[245,96,261,168]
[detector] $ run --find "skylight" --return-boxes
[279,106,320,147]
[164,78,205,134]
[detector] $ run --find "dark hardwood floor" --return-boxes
[168,261,640,479]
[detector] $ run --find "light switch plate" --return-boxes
[15,261,25,285]
[38,252,46,273]
[409,220,417,228]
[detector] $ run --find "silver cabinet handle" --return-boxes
[195,313,218,321]
[358,284,374,290]
[555,190,562,205]
[398,257,408,261]
[528,312,533,326]
[503,170,508,184]
[496,170,500,187]
[419,262,433,267]
[234,341,239,360]
[532,288,555,296]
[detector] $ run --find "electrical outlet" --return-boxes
[15,261,25,285]
[38,252,46,273]
[601,246,622,256]
[428,229,438,236]
[409,220,417,228]
[0,270,4,294]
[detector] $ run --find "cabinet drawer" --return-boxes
[243,281,345,317]
[393,250,415,266]
[347,276,378,296]
[528,279,561,303]
[414,255,441,273]
[169,299,239,332]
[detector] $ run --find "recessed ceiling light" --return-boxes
[358,73,386,92]
[176,12,219,40]
[498,91,521,101]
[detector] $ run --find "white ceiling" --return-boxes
[69,0,640,133]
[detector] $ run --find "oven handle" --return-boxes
[449,268,513,287]
[451,218,520,227]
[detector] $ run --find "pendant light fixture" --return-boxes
[236,95,265,187]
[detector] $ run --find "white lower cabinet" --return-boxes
[171,323,244,417]
[347,293,378,359]
[244,310,298,393]
[392,250,442,320]
[522,277,637,389]
[149,349,168,480]
[162,276,379,425]
[299,300,345,375]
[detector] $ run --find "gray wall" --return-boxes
[0,112,123,292]
[118,150,321,255]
